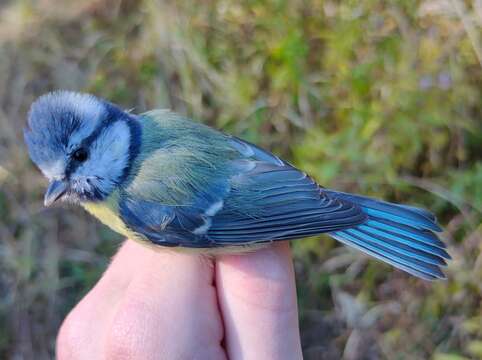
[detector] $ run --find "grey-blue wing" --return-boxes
[207,161,367,244]
[118,136,367,247]
[119,198,206,247]
[118,176,230,248]
[118,134,449,280]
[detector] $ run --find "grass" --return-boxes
[0,0,481,358]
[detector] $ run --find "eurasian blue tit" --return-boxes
[24,91,450,280]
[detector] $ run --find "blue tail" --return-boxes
[326,191,450,280]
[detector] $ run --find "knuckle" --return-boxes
[218,248,297,312]
[56,310,86,360]
[104,300,151,360]
[57,293,108,359]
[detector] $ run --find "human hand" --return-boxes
[56,240,303,359]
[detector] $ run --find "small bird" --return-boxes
[24,91,450,280]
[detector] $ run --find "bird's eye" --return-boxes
[72,148,88,162]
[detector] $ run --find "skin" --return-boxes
[56,240,303,360]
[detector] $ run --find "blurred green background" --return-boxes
[0,0,481,359]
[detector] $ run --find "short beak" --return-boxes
[44,180,69,207]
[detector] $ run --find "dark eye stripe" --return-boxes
[64,115,112,178]
[72,148,88,162]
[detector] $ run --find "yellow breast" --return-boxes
[82,193,132,238]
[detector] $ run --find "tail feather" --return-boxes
[327,191,450,280]
[330,232,445,280]
[366,219,445,249]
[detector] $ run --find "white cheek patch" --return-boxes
[41,158,66,180]
[73,120,131,194]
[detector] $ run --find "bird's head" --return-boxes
[24,91,140,206]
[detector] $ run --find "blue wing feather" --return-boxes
[207,160,367,242]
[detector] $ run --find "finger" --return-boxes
[58,241,225,360]
[104,243,226,360]
[57,240,147,359]
[216,242,303,360]
[95,240,155,297]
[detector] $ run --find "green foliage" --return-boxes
[0,0,480,358]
